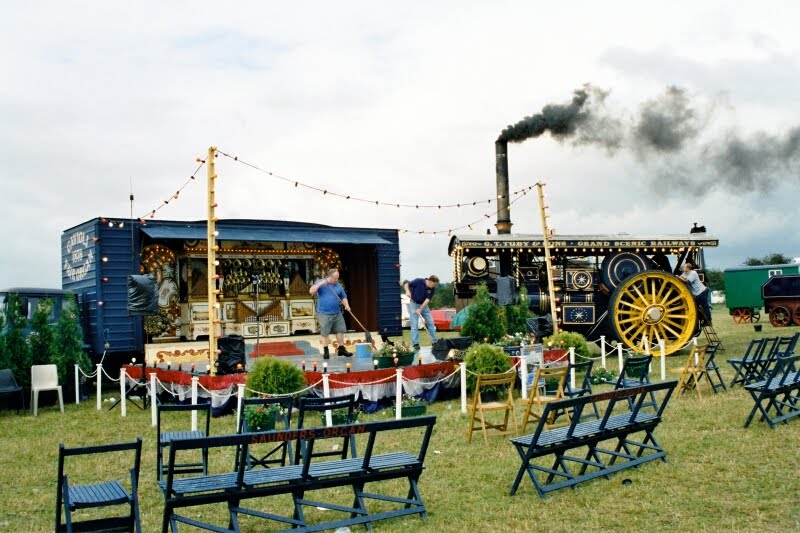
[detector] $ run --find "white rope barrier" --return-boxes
[196,381,236,401]
[191,377,198,431]
[395,368,403,421]
[244,379,324,398]
[96,364,102,411]
[327,374,395,386]
[119,367,127,418]
[151,373,157,427]
[460,363,467,414]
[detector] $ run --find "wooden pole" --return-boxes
[207,147,219,376]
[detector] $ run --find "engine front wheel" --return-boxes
[610,271,698,356]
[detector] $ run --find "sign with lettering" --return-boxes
[63,230,94,282]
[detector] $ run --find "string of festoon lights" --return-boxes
[136,160,206,223]
[212,149,535,234]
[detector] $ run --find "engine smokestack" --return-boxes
[495,140,512,235]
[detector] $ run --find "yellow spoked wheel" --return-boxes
[610,271,698,356]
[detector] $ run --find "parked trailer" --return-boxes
[61,217,402,364]
[723,263,800,323]
[762,274,800,327]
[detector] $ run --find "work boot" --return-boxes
[413,344,421,351]
[323,347,330,360]
[337,346,351,357]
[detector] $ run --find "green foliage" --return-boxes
[246,357,307,396]
[244,404,279,431]
[2,294,32,388]
[704,268,725,292]
[461,284,505,343]
[504,285,530,335]
[543,331,590,358]
[742,252,793,266]
[590,367,617,385]
[0,310,8,378]
[29,298,55,367]
[51,293,91,392]
[429,281,455,309]
[374,341,415,357]
[464,343,511,393]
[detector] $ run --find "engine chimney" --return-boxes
[495,140,512,234]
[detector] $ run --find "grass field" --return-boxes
[1,304,799,532]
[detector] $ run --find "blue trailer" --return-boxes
[61,217,402,363]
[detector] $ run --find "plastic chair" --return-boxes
[467,372,518,444]
[518,365,568,432]
[0,369,24,411]
[236,395,294,468]
[31,364,63,416]
[56,438,142,533]
[156,402,211,481]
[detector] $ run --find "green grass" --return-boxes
[2,305,799,532]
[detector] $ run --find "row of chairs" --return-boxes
[728,333,799,388]
[156,393,359,481]
[468,359,604,444]
[670,341,727,398]
[57,394,361,532]
[0,364,64,416]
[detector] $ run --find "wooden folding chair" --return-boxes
[671,345,710,398]
[518,365,568,432]
[467,372,518,444]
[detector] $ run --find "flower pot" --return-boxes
[243,409,277,432]
[394,404,427,418]
[501,345,522,356]
[374,353,415,369]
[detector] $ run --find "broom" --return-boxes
[324,284,374,344]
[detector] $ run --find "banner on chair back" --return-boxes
[127,274,158,316]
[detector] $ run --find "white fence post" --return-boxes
[643,336,651,373]
[569,347,576,389]
[660,340,666,381]
[520,356,529,400]
[600,336,606,369]
[322,373,332,427]
[119,368,127,417]
[236,384,245,430]
[395,368,403,420]
[617,344,623,373]
[74,365,80,405]
[96,364,102,411]
[460,362,467,414]
[191,376,199,431]
[150,372,157,427]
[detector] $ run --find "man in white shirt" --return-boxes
[680,262,712,325]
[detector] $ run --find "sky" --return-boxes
[1,1,799,288]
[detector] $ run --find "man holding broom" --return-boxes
[310,268,351,359]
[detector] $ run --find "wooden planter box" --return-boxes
[393,404,427,418]
[374,353,415,369]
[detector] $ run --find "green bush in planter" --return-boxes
[543,331,590,358]
[246,357,307,396]
[504,285,531,336]
[461,283,505,344]
[464,343,511,393]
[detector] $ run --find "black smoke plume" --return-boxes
[499,84,800,194]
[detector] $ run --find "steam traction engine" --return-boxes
[448,230,719,355]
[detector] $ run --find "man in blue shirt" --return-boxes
[402,275,440,350]
[309,268,351,359]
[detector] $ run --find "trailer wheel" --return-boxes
[794,306,800,327]
[732,308,753,324]
[610,271,697,356]
[768,306,791,327]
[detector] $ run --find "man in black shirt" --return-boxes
[402,275,440,350]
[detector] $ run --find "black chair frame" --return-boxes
[156,402,211,481]
[236,395,294,468]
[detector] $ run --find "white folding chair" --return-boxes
[31,364,63,416]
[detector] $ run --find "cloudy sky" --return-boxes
[2,1,799,288]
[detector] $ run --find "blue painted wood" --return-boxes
[509,381,677,498]
[743,354,800,428]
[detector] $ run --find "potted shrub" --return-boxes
[461,284,505,344]
[590,367,618,385]
[494,332,534,356]
[393,396,428,418]
[373,341,416,369]
[244,404,280,431]
[464,343,512,398]
[246,357,307,397]
[543,331,590,363]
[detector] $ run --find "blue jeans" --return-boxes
[408,302,437,347]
